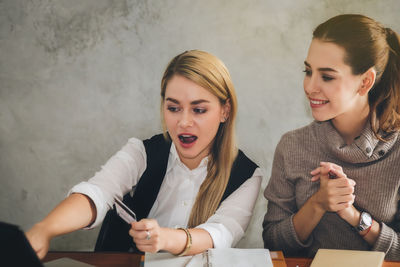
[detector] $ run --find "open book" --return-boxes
[145,248,273,267]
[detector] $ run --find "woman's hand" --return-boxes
[311,162,356,213]
[129,220,214,255]
[25,223,52,260]
[293,162,357,242]
[129,219,167,253]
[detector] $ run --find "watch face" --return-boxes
[361,212,372,225]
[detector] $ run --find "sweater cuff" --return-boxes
[372,222,394,253]
[286,214,313,249]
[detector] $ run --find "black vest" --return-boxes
[95,134,258,252]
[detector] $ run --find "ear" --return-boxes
[220,99,231,123]
[358,67,376,96]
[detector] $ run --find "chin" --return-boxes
[312,112,333,122]
[176,146,197,157]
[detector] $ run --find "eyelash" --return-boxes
[193,108,207,114]
[303,69,334,82]
[322,75,334,82]
[166,106,207,114]
[167,106,180,112]
[303,69,311,76]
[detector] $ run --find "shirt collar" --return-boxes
[167,143,209,174]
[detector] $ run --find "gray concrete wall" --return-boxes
[1,0,399,251]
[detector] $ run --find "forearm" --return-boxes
[338,206,380,245]
[163,228,213,255]
[34,193,96,238]
[293,195,325,242]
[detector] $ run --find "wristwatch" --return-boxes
[355,211,373,232]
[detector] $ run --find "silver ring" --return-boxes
[146,230,151,240]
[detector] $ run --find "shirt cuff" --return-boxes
[196,222,234,248]
[68,181,112,229]
[372,222,395,253]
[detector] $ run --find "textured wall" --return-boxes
[1,0,399,251]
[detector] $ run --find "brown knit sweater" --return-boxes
[263,120,400,261]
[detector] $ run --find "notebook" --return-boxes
[310,249,385,267]
[145,248,273,267]
[204,248,273,267]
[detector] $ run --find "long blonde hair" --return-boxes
[160,50,238,227]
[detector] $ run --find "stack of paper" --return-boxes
[145,248,273,267]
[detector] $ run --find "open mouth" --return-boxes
[178,134,198,144]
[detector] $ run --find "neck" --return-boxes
[331,103,370,145]
[178,144,211,170]
[181,157,203,170]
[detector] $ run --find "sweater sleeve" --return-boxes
[372,215,400,260]
[262,136,313,254]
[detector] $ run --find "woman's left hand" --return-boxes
[129,219,166,253]
[311,162,359,224]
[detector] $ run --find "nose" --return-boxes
[304,74,320,95]
[178,110,194,128]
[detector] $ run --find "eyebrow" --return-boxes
[165,97,210,105]
[304,61,338,73]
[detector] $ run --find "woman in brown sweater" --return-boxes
[263,14,400,260]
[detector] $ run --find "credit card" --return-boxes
[114,197,137,224]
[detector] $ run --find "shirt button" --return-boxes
[366,147,372,153]
[378,150,385,156]
[183,201,188,206]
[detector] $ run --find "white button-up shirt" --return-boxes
[70,137,262,248]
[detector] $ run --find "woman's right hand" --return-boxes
[25,223,52,260]
[311,162,356,213]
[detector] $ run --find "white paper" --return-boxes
[144,252,192,267]
[207,248,273,267]
[145,248,273,267]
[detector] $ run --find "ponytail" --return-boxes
[369,27,400,137]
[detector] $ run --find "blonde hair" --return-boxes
[160,50,238,227]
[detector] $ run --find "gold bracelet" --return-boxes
[175,228,192,256]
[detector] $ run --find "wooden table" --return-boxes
[284,257,400,267]
[44,252,142,266]
[44,251,400,267]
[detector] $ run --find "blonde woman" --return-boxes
[27,50,262,259]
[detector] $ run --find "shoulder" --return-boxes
[129,133,171,153]
[280,121,316,142]
[221,150,260,201]
[142,133,170,145]
[276,121,319,150]
[272,121,323,164]
[234,149,258,170]
[230,150,259,182]
[123,134,169,159]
